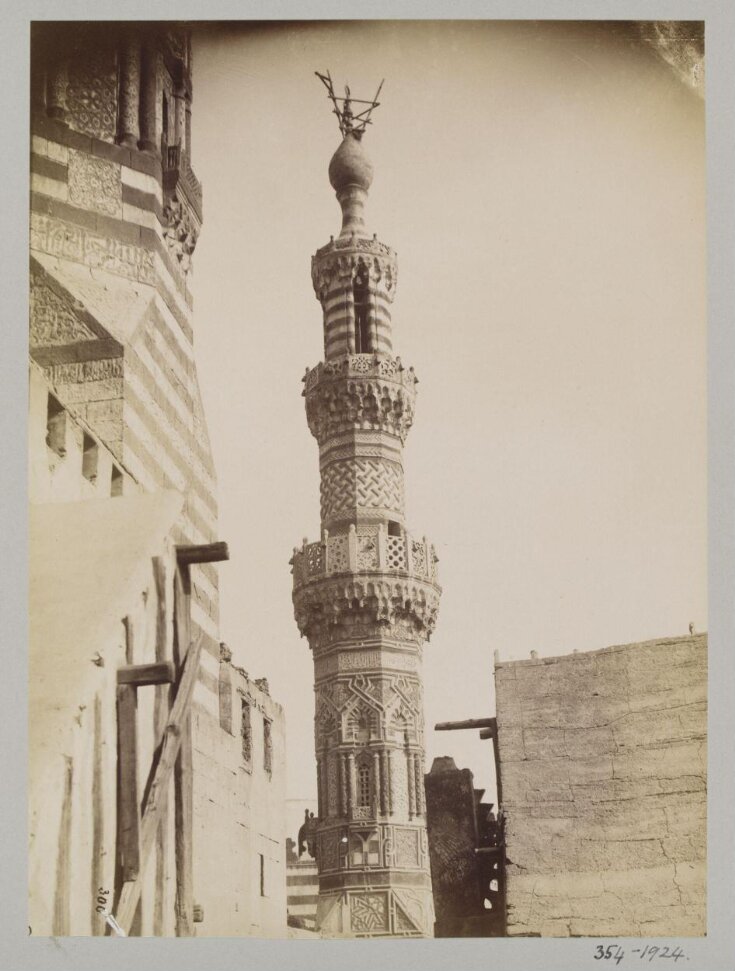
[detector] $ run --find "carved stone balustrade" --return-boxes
[303,353,417,444]
[291,524,441,642]
[292,523,437,587]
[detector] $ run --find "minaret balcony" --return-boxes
[304,353,417,444]
[291,523,438,590]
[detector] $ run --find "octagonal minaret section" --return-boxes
[290,91,441,939]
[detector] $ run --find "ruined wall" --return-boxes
[29,493,182,936]
[495,634,707,937]
[191,657,287,937]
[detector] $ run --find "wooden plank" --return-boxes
[123,615,135,664]
[175,541,229,566]
[116,684,140,883]
[174,711,194,936]
[114,632,202,935]
[117,661,176,686]
[435,717,496,731]
[152,555,169,937]
[52,756,73,936]
[173,568,191,667]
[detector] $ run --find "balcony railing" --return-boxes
[162,141,203,221]
[303,353,417,394]
[291,523,438,588]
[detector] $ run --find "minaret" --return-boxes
[291,80,441,938]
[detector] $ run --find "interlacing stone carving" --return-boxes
[350,893,388,933]
[320,458,405,524]
[66,50,117,141]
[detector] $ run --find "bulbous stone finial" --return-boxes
[328,133,374,192]
[328,133,374,238]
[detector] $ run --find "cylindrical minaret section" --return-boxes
[292,125,441,939]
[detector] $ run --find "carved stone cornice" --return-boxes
[304,354,417,444]
[312,236,398,303]
[292,573,442,643]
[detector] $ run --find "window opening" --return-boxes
[353,266,372,353]
[82,433,98,483]
[241,699,252,766]
[111,465,123,497]
[358,764,371,807]
[46,394,66,457]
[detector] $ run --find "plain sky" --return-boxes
[189,21,706,804]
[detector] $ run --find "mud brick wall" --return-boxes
[495,634,707,937]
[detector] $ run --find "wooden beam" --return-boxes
[174,712,194,936]
[479,727,495,740]
[175,541,229,566]
[435,717,496,731]
[116,684,140,883]
[114,632,203,935]
[117,661,176,687]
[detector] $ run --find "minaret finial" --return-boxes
[315,70,384,140]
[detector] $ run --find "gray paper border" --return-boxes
[2,2,733,970]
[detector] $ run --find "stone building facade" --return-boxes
[494,634,707,937]
[29,23,286,936]
[291,119,441,937]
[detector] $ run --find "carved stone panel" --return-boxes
[68,150,122,217]
[393,827,421,868]
[30,273,97,346]
[349,892,389,933]
[320,458,405,525]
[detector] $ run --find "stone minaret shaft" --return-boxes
[291,129,441,938]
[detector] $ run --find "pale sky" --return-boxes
[189,21,706,804]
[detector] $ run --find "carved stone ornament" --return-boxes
[162,194,199,272]
[293,574,441,642]
[306,375,416,444]
[312,245,398,304]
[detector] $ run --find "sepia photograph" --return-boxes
[18,13,722,958]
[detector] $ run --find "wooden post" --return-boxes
[174,710,194,936]
[116,684,140,883]
[152,556,169,937]
[173,564,194,936]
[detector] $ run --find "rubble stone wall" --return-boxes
[495,634,707,937]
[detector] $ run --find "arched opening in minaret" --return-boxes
[353,264,372,354]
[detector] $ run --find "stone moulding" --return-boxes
[304,354,418,444]
[292,573,442,642]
